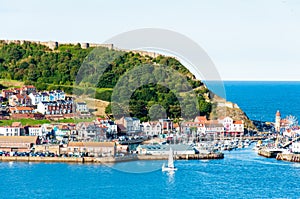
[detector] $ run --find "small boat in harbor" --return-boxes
[162,148,177,172]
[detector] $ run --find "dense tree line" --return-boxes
[0,41,211,121]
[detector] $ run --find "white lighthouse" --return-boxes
[275,110,281,132]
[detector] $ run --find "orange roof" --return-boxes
[68,142,115,147]
[24,85,36,88]
[233,120,243,124]
[173,123,179,128]
[68,142,84,147]
[10,106,34,111]
[11,122,22,127]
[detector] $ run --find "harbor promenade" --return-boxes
[0,152,224,163]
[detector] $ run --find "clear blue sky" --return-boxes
[1,0,300,81]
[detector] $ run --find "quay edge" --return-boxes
[0,153,224,163]
[276,153,300,162]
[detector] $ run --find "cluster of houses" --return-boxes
[0,115,244,142]
[0,85,89,120]
[0,116,245,157]
[143,116,244,136]
[0,85,245,155]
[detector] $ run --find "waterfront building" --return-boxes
[67,141,116,156]
[0,136,38,152]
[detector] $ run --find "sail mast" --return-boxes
[168,147,174,168]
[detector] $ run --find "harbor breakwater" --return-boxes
[0,153,224,163]
[258,149,283,158]
[258,149,300,163]
[276,153,300,162]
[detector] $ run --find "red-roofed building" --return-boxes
[218,116,244,135]
[181,121,206,134]
[2,90,14,99]
[9,106,35,114]
[21,85,36,94]
[9,94,32,106]
[194,116,208,123]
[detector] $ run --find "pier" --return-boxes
[0,152,224,163]
[138,153,224,160]
[276,153,300,162]
[258,149,282,158]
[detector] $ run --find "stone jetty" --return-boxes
[276,153,300,162]
[258,149,282,158]
[0,152,224,164]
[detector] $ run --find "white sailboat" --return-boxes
[162,147,177,172]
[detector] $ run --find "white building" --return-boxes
[37,100,73,115]
[0,122,22,136]
[28,93,42,105]
[292,142,300,153]
[116,117,141,134]
[76,102,88,113]
[141,122,162,136]
[218,116,244,134]
[181,122,206,135]
[28,126,43,136]
[96,118,117,137]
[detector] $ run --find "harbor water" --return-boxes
[1,81,300,198]
[0,148,299,198]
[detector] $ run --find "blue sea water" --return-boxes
[0,148,299,199]
[223,81,300,122]
[1,81,300,198]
